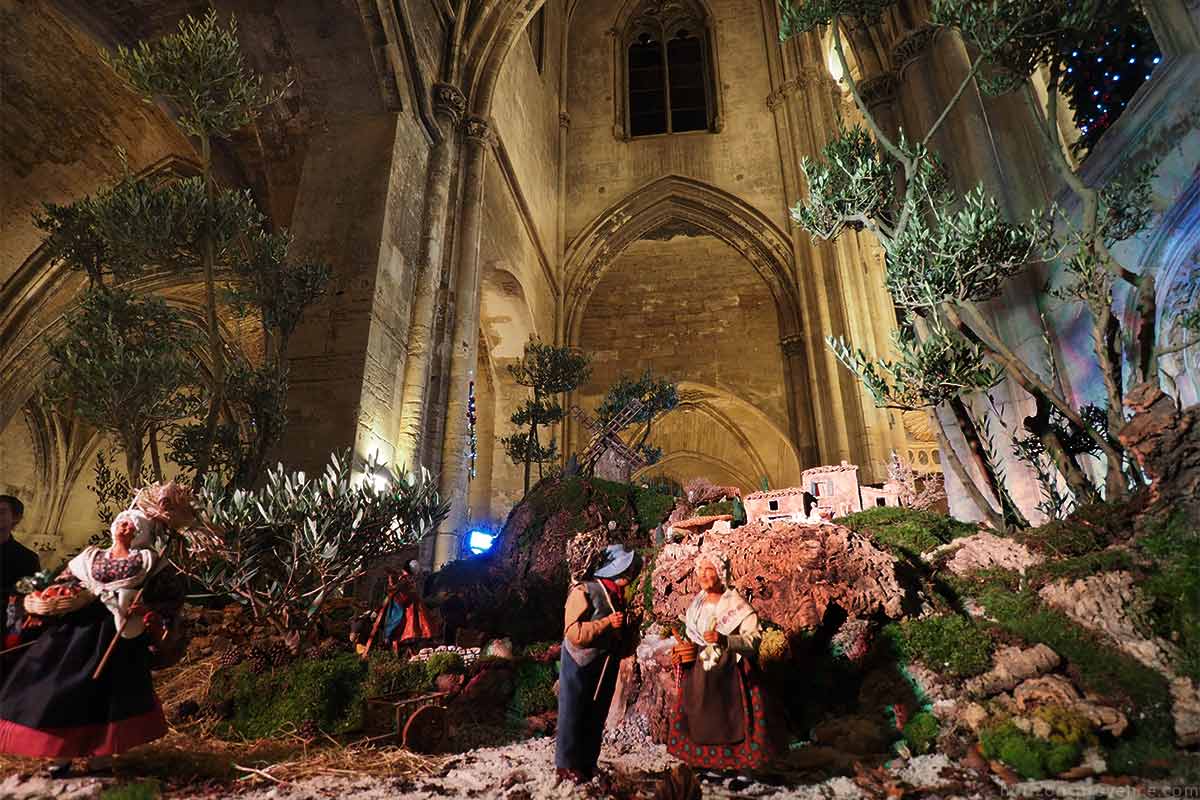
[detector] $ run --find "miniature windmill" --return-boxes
[571,398,647,478]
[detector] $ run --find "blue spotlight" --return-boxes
[468,529,496,555]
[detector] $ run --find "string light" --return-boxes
[467,381,478,480]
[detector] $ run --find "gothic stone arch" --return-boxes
[562,174,801,344]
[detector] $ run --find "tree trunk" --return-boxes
[1090,301,1131,501]
[193,132,226,486]
[149,426,163,483]
[123,432,144,493]
[948,397,1029,529]
[1023,396,1101,506]
[524,391,538,496]
[949,303,1116,488]
[933,417,1004,532]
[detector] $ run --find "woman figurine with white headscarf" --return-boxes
[667,549,778,771]
[0,509,171,777]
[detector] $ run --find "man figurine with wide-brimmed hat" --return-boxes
[554,530,640,784]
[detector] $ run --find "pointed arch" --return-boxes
[562,174,800,345]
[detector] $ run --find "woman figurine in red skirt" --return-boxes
[667,549,780,772]
[0,508,171,777]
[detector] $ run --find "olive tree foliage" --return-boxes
[44,288,201,485]
[779,0,1173,525]
[36,12,330,491]
[596,370,680,464]
[175,452,450,637]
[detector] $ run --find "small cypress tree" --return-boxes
[501,339,592,495]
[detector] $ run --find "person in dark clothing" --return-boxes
[555,537,640,785]
[1,495,40,650]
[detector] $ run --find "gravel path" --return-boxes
[0,736,1157,800]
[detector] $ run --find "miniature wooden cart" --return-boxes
[365,691,450,753]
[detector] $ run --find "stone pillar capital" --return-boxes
[857,72,899,110]
[462,114,496,146]
[891,25,942,78]
[432,83,466,125]
[780,334,807,358]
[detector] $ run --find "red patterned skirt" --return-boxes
[666,654,776,771]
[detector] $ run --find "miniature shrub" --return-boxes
[884,614,993,678]
[423,652,465,683]
[210,653,365,739]
[634,487,675,533]
[509,660,557,718]
[902,710,939,755]
[364,652,432,698]
[979,720,1084,779]
[838,507,976,560]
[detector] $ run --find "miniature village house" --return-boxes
[744,462,904,525]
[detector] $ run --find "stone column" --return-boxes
[396,84,466,471]
[283,114,399,474]
[780,333,820,466]
[433,114,494,567]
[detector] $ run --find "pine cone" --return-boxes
[218,648,242,668]
[267,642,291,668]
[297,719,320,739]
[247,646,270,673]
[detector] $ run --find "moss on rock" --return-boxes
[838,507,976,561]
[902,710,939,755]
[979,719,1085,779]
[509,660,557,718]
[208,653,365,739]
[883,614,993,678]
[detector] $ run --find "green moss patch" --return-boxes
[1139,513,1200,683]
[838,507,976,560]
[883,614,993,678]
[1016,502,1131,558]
[979,719,1085,779]
[424,652,465,683]
[509,660,557,718]
[208,654,365,739]
[364,652,433,698]
[695,500,735,517]
[634,487,675,533]
[902,710,939,755]
[1027,549,1135,588]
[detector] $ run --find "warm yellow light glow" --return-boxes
[827,45,844,83]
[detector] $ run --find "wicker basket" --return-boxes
[24,587,94,616]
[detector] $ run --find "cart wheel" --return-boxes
[402,705,448,753]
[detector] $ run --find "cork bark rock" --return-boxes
[1010,675,1128,736]
[932,532,1042,576]
[650,521,909,635]
[1118,383,1200,526]
[964,644,1061,698]
[1038,570,1199,745]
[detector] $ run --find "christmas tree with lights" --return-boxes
[1057,0,1160,152]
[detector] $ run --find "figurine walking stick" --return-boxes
[92,587,144,680]
[361,592,393,660]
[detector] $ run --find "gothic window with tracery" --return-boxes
[620,0,718,138]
